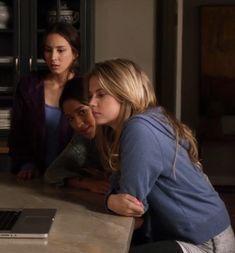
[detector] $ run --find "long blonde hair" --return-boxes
[87,58,201,171]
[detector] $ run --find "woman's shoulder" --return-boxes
[124,106,174,138]
[69,134,91,151]
[17,70,47,91]
[128,107,165,126]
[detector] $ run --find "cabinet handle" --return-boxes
[29,57,33,72]
[15,57,19,73]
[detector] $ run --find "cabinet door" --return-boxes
[0,0,19,95]
[0,0,19,136]
[19,0,58,74]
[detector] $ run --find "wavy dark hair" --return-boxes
[59,77,89,109]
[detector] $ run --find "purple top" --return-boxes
[45,104,62,167]
[8,71,73,175]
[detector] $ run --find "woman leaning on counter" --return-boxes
[45,77,109,194]
[87,58,235,253]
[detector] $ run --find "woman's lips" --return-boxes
[50,64,60,70]
[79,125,94,137]
[92,111,101,117]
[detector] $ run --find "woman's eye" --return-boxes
[58,49,65,53]
[66,116,74,122]
[88,90,107,100]
[97,91,106,98]
[78,109,88,116]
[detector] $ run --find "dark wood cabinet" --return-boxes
[0,0,94,138]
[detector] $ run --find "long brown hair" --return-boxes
[42,22,80,73]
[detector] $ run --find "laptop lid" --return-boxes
[0,208,56,238]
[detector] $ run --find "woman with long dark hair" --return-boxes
[9,23,80,179]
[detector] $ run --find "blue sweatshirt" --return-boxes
[112,107,230,244]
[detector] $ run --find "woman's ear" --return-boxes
[73,51,79,60]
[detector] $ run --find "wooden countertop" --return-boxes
[0,173,135,253]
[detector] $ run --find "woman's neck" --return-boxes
[47,71,75,88]
[44,71,75,107]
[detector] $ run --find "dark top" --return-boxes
[45,134,102,186]
[8,71,73,175]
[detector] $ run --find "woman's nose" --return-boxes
[51,50,58,60]
[74,117,84,130]
[89,96,96,107]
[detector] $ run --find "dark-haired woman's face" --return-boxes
[43,33,78,75]
[63,99,96,139]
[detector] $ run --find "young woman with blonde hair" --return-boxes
[88,58,235,253]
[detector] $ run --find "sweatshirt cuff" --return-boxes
[104,189,117,214]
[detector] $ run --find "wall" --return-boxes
[182,0,235,128]
[94,0,155,82]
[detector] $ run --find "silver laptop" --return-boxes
[0,208,56,238]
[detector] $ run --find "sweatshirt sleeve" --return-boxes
[118,118,164,211]
[44,135,88,185]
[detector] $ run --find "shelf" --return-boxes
[0,57,13,64]
[0,87,13,93]
[0,29,14,33]
[37,58,46,64]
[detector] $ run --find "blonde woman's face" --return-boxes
[89,76,121,129]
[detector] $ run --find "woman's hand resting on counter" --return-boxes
[67,177,110,195]
[107,193,144,217]
[17,168,34,180]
